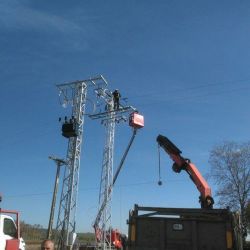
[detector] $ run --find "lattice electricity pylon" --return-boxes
[54,76,108,250]
[99,107,115,250]
[90,97,136,250]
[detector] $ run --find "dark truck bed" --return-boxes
[127,205,243,250]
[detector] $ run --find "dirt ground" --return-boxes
[26,243,40,250]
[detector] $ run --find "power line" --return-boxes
[5,192,53,198]
[129,77,250,100]
[4,179,190,199]
[134,85,250,107]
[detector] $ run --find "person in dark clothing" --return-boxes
[112,89,121,110]
[121,234,127,250]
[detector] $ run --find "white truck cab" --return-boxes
[0,210,25,250]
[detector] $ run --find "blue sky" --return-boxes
[0,0,250,233]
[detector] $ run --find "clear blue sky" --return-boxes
[1,0,250,233]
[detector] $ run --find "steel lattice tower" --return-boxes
[98,107,116,250]
[55,76,108,250]
[90,98,136,250]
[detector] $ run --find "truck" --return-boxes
[0,209,25,250]
[126,135,243,250]
[127,204,242,250]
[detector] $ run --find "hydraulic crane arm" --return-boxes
[157,134,214,209]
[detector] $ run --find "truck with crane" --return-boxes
[126,134,243,250]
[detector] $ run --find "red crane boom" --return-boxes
[157,134,214,209]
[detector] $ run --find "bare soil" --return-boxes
[26,243,40,250]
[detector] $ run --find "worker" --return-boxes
[121,234,127,249]
[112,89,121,110]
[41,239,55,250]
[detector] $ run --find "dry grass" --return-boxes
[26,242,40,250]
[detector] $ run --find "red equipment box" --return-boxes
[129,112,144,129]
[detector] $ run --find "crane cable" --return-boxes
[158,143,162,186]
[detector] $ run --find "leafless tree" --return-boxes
[246,201,250,231]
[209,141,250,239]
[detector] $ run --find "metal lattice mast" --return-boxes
[54,76,108,250]
[90,96,136,250]
[55,81,87,250]
[98,105,116,250]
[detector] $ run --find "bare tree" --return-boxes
[209,141,250,239]
[246,201,250,231]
